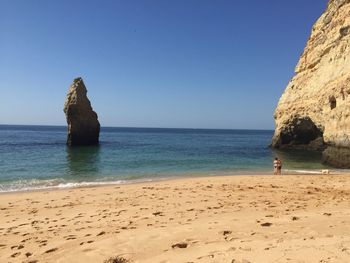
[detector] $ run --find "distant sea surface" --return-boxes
[0,125,333,192]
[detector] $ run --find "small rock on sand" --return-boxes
[172,242,188,249]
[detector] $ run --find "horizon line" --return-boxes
[0,123,274,132]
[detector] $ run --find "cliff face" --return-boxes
[272,0,350,167]
[64,78,100,146]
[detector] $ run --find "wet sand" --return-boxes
[1,174,350,263]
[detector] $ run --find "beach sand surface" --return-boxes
[1,175,350,263]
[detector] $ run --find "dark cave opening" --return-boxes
[280,117,323,145]
[329,96,336,110]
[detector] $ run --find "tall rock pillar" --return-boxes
[64,77,100,146]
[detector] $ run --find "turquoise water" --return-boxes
[0,125,331,192]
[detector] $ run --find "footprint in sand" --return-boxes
[64,235,77,240]
[221,230,232,236]
[97,231,106,236]
[17,244,24,249]
[153,211,163,216]
[44,247,58,254]
[38,240,48,247]
[11,252,21,257]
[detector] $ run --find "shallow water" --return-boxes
[0,125,332,192]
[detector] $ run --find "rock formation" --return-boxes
[64,77,100,146]
[271,0,350,167]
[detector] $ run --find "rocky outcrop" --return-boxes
[64,78,100,146]
[271,0,350,167]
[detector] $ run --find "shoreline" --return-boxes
[1,173,350,262]
[0,168,342,195]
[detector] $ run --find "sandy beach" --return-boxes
[1,174,350,263]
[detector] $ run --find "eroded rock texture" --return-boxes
[64,78,100,146]
[272,0,350,167]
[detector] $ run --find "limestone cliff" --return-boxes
[272,0,350,167]
[64,78,100,146]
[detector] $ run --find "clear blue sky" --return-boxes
[0,0,327,129]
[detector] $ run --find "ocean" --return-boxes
[0,125,332,192]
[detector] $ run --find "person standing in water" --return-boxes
[273,157,282,175]
[277,158,282,175]
[273,157,279,175]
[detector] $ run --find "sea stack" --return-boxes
[272,0,350,167]
[64,77,100,146]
